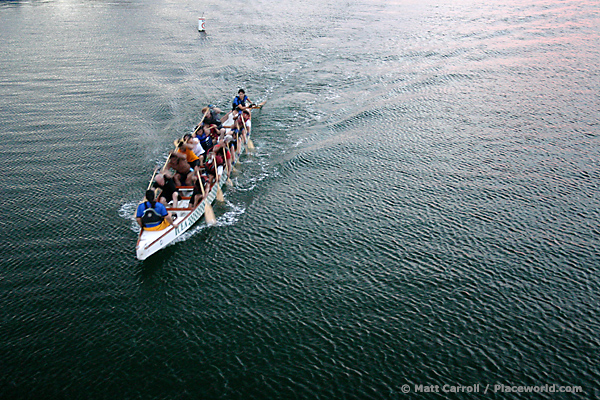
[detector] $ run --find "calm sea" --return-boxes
[1,0,599,398]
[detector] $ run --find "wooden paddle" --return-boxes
[196,171,216,225]
[214,155,225,202]
[147,166,161,190]
[251,100,267,109]
[192,107,211,136]
[223,146,233,186]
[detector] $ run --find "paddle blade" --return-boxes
[226,177,233,186]
[216,186,224,202]
[204,203,216,225]
[252,100,266,109]
[247,138,255,150]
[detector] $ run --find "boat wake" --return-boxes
[118,201,142,233]
[216,200,246,227]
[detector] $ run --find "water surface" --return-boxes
[1,0,599,398]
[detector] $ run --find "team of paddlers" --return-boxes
[136,89,257,231]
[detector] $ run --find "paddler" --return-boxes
[136,190,176,231]
[203,145,226,184]
[232,109,251,149]
[183,133,204,158]
[202,106,225,135]
[164,150,194,187]
[153,172,179,209]
[232,89,252,113]
[189,172,210,208]
[177,138,200,169]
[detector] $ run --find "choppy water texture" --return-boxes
[1,0,599,398]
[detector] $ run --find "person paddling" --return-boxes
[177,138,200,169]
[232,89,252,113]
[154,172,179,208]
[136,190,175,231]
[164,150,194,186]
[202,106,225,134]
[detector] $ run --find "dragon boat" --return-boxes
[135,101,263,260]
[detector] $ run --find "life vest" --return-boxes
[204,154,223,174]
[208,126,220,140]
[204,155,214,174]
[232,95,248,111]
[199,132,213,151]
[140,201,164,227]
[222,147,232,160]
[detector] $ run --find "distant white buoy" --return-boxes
[198,17,205,32]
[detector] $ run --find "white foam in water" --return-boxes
[172,201,247,244]
[217,201,246,227]
[118,201,142,233]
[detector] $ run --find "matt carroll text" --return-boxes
[412,384,482,394]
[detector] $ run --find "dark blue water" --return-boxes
[1,0,599,398]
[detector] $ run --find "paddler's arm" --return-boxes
[161,152,179,173]
[220,111,231,123]
[135,203,145,228]
[166,212,176,227]
[237,96,252,111]
[162,151,185,174]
